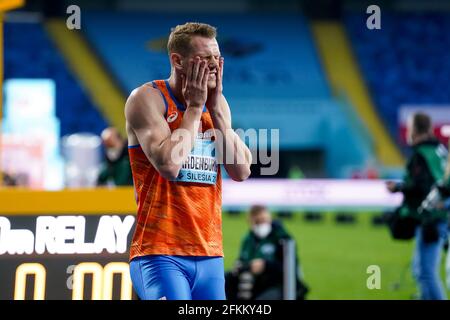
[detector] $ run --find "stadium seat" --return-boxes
[4,22,108,137]
[345,13,450,145]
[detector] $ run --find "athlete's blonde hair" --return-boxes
[167,22,217,56]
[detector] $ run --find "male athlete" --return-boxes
[125,22,252,300]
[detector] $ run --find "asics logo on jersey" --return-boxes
[167,111,178,123]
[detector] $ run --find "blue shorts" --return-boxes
[129,255,226,300]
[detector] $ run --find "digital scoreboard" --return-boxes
[0,188,138,300]
[0,214,136,300]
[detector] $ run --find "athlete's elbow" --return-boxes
[230,167,251,182]
[157,164,180,180]
[231,175,247,182]
[239,170,252,182]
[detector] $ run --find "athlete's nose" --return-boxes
[209,56,219,69]
[209,61,218,71]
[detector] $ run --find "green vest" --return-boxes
[98,156,133,186]
[239,223,290,263]
[417,144,447,183]
[443,174,450,189]
[401,142,447,220]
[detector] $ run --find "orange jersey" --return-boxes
[128,80,223,260]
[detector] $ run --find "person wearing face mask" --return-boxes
[97,127,134,186]
[225,205,309,300]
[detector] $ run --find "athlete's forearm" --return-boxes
[155,107,203,179]
[210,108,252,181]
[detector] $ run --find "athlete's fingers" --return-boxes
[186,59,193,83]
[202,65,210,88]
[217,57,224,90]
[197,60,207,84]
[192,56,201,83]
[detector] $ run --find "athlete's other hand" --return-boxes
[205,56,224,112]
[182,57,209,109]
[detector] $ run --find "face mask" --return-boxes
[107,148,121,161]
[252,223,272,239]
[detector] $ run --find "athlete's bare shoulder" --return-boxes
[125,82,165,120]
[125,82,167,145]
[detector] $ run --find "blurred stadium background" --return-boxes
[1,0,450,299]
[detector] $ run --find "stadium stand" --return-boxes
[345,13,450,146]
[45,19,127,137]
[4,21,108,137]
[78,11,375,177]
[311,21,403,166]
[81,12,330,99]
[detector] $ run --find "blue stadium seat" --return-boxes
[345,13,450,145]
[4,22,108,137]
[81,12,330,100]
